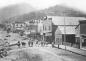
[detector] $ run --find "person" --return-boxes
[17,41,20,48]
[31,41,33,47]
[52,42,54,47]
[21,42,26,47]
[28,41,30,47]
[41,41,44,47]
[4,42,9,47]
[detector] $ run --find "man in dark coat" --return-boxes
[17,41,21,48]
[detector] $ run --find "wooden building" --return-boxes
[55,26,76,46]
[37,17,52,43]
[75,20,86,49]
[47,16,86,47]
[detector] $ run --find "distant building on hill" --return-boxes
[8,22,26,32]
[24,20,40,35]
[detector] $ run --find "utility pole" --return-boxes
[43,33,45,41]
[64,12,66,50]
[80,36,82,49]
[79,26,82,49]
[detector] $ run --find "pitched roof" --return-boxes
[58,26,76,34]
[48,16,86,25]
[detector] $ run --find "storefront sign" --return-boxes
[45,33,52,36]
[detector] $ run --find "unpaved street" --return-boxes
[0,47,86,61]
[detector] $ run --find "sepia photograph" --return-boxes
[0,0,86,61]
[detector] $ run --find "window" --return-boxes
[49,25,51,30]
[43,26,45,30]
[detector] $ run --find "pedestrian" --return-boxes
[31,41,33,47]
[52,42,54,48]
[17,41,20,48]
[41,41,43,47]
[21,42,26,47]
[28,41,30,47]
[58,44,60,49]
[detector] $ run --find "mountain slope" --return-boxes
[3,11,46,23]
[0,3,36,21]
[40,5,86,17]
[2,5,86,24]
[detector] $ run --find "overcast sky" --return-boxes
[0,0,86,12]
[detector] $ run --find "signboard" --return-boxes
[45,33,52,36]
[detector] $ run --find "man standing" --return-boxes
[17,41,21,48]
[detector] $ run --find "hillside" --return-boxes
[2,11,46,23]
[40,5,86,17]
[0,3,36,23]
[1,5,86,24]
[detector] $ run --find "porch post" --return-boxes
[80,36,82,49]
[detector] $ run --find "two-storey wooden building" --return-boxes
[75,20,86,49]
[37,17,52,43]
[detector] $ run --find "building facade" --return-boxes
[7,22,26,33]
[48,16,86,47]
[55,26,76,46]
[75,20,86,49]
[37,17,52,43]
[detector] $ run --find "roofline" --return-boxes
[47,15,86,18]
[56,25,77,26]
[75,24,80,29]
[81,34,86,36]
[62,33,75,35]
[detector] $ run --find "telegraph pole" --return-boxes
[64,12,66,50]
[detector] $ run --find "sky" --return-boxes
[0,0,86,12]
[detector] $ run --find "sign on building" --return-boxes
[45,33,52,36]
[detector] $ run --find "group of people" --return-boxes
[17,41,26,48]
[17,40,48,48]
